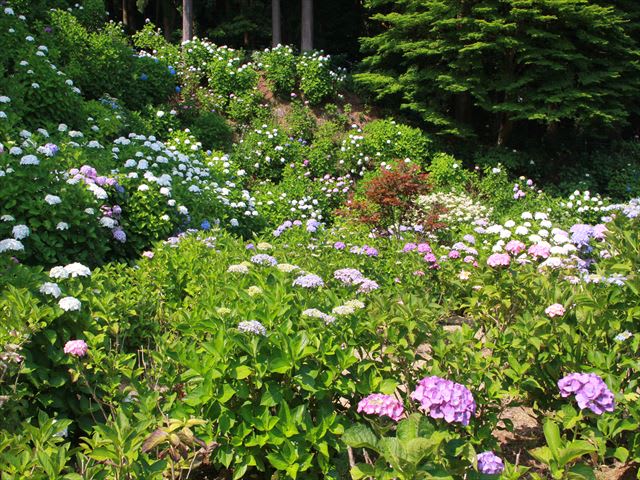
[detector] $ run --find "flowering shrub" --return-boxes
[253,44,297,97]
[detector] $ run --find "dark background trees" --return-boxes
[109,0,367,59]
[99,0,640,156]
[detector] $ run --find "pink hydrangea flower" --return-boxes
[487,253,511,268]
[357,393,404,421]
[528,243,551,259]
[505,240,526,255]
[142,251,154,259]
[64,339,88,357]
[545,303,565,317]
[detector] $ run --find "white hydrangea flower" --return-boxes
[45,194,62,205]
[0,238,24,253]
[12,224,29,239]
[59,296,81,311]
[64,262,91,277]
[40,282,62,298]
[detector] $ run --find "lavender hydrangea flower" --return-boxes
[333,268,365,285]
[357,393,404,421]
[477,451,504,475]
[293,274,325,288]
[251,254,277,266]
[237,320,266,336]
[569,224,594,247]
[333,241,346,250]
[410,376,476,425]
[357,279,380,293]
[558,373,615,415]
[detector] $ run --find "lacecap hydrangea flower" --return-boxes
[410,376,476,425]
[477,451,504,475]
[357,393,404,421]
[558,373,615,415]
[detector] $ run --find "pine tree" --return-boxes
[358,0,640,144]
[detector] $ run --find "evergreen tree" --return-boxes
[358,0,640,145]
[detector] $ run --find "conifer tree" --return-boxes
[358,0,640,144]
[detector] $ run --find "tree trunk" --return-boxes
[301,0,313,51]
[122,0,129,28]
[162,0,176,42]
[182,0,193,42]
[497,113,513,146]
[272,0,282,47]
[454,92,471,126]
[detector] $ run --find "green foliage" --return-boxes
[285,100,317,143]
[359,0,640,144]
[183,110,233,152]
[297,51,343,105]
[427,152,473,192]
[254,45,297,98]
[48,12,175,110]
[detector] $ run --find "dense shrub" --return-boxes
[253,44,297,97]
[187,110,233,151]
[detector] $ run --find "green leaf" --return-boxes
[342,424,379,451]
[558,441,596,468]
[543,419,563,461]
[566,463,596,480]
[232,365,252,380]
[351,463,376,479]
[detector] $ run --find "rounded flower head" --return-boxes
[293,273,325,288]
[12,224,30,240]
[251,254,277,266]
[545,303,565,318]
[505,240,526,255]
[333,268,365,286]
[64,339,88,357]
[237,320,266,336]
[410,376,476,425]
[487,253,511,268]
[64,262,91,277]
[528,243,551,259]
[39,282,61,298]
[357,393,404,421]
[59,296,81,312]
[477,451,504,475]
[0,238,24,253]
[558,373,615,415]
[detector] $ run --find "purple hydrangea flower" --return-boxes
[334,241,346,250]
[112,228,126,243]
[417,243,432,254]
[403,243,417,253]
[570,224,594,247]
[293,274,325,288]
[306,219,321,233]
[357,279,379,293]
[410,376,476,425]
[362,245,378,257]
[558,373,615,415]
[477,451,504,475]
